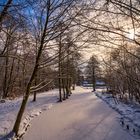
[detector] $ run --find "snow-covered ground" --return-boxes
[95,87,140,138]
[23,86,136,140]
[1,87,140,140]
[0,89,59,139]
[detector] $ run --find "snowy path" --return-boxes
[23,87,136,140]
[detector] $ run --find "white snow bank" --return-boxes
[0,89,58,139]
[95,88,140,138]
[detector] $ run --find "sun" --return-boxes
[127,29,135,40]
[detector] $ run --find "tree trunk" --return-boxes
[62,78,66,100]
[58,39,62,102]
[12,6,50,135]
[0,0,13,25]
[92,67,96,92]
[58,77,62,102]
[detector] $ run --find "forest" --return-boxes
[0,0,140,139]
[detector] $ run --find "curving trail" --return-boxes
[23,87,136,140]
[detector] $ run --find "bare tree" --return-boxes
[12,0,79,136]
